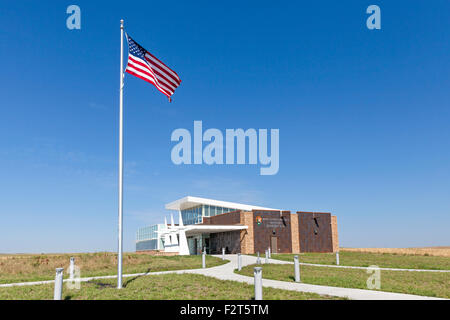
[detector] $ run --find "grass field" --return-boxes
[0,273,343,300]
[0,252,226,284]
[263,251,450,270]
[2,250,448,300]
[236,263,450,298]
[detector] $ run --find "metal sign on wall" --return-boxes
[256,216,284,228]
[264,218,284,228]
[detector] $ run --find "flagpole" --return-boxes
[117,19,124,289]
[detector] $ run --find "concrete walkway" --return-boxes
[272,259,450,273]
[0,269,204,288]
[1,254,446,300]
[181,254,446,300]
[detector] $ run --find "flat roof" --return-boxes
[165,196,279,211]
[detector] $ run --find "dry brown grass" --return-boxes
[341,247,450,257]
[0,252,135,275]
[0,252,225,284]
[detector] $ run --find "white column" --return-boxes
[294,255,300,282]
[164,217,171,247]
[178,229,190,255]
[69,257,75,280]
[170,213,178,245]
[54,268,64,300]
[254,267,263,300]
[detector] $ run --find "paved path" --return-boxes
[0,269,202,288]
[271,259,450,273]
[1,254,446,300]
[181,254,446,300]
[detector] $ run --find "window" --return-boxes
[181,205,202,225]
[137,224,159,241]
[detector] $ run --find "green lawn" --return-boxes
[0,253,226,284]
[0,273,343,300]
[236,263,450,299]
[264,251,450,270]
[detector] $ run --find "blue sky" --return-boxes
[0,1,449,253]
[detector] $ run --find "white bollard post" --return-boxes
[256,252,261,264]
[69,257,75,280]
[265,250,269,264]
[54,268,64,300]
[294,255,300,282]
[222,247,225,260]
[238,253,242,271]
[268,247,271,258]
[202,250,206,268]
[254,267,263,300]
[336,251,340,265]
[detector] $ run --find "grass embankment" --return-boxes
[0,252,226,284]
[0,273,343,300]
[264,251,450,270]
[236,264,450,299]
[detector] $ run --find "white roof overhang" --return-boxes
[158,225,248,236]
[165,196,278,211]
[184,225,248,236]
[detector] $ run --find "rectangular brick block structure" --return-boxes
[298,211,338,253]
[201,209,338,254]
[139,197,340,254]
[240,211,254,254]
[252,210,292,254]
[203,211,242,254]
[331,215,339,252]
[290,213,300,253]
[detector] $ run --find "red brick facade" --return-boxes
[252,210,292,254]
[202,210,241,225]
[201,209,338,254]
[298,212,334,253]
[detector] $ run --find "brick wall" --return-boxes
[199,208,338,254]
[240,211,254,254]
[253,210,292,254]
[298,212,333,253]
[331,215,339,252]
[290,213,300,253]
[209,231,241,254]
[202,210,251,254]
[202,210,241,225]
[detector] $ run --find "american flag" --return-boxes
[125,35,181,101]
